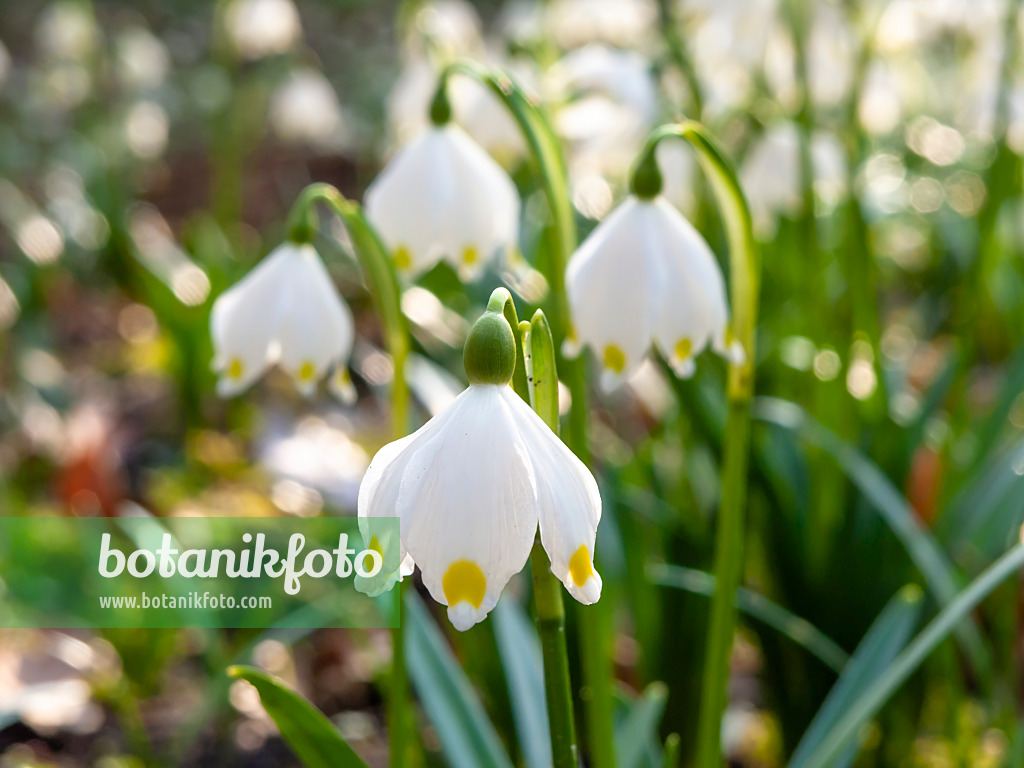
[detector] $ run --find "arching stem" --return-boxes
[286,183,413,767]
[632,122,760,768]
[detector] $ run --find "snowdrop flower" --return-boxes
[269,69,346,147]
[365,99,520,281]
[224,0,302,60]
[210,242,355,399]
[564,152,741,389]
[357,292,602,631]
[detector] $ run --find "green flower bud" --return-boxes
[464,292,517,385]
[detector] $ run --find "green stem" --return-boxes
[286,183,410,438]
[502,294,580,768]
[437,63,611,767]
[286,183,412,767]
[436,62,587,459]
[633,122,759,768]
[531,544,580,768]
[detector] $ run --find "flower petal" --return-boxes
[503,388,603,604]
[276,244,355,396]
[365,129,451,275]
[210,244,294,396]
[648,197,728,371]
[440,125,520,280]
[565,197,658,383]
[397,386,539,630]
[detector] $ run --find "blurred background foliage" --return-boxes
[2,0,1024,766]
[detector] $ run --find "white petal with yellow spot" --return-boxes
[365,124,520,281]
[357,383,602,631]
[210,242,355,398]
[564,194,739,388]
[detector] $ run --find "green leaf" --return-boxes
[753,397,992,683]
[404,591,515,768]
[648,563,849,673]
[492,598,553,768]
[226,665,368,768]
[794,544,1024,768]
[524,309,559,432]
[937,437,1024,560]
[788,585,923,768]
[615,682,668,768]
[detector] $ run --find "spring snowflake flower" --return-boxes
[357,297,602,631]
[365,122,520,281]
[565,194,742,389]
[210,242,355,399]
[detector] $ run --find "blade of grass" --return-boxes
[404,591,515,768]
[794,543,1024,768]
[615,682,669,768]
[937,437,1024,557]
[753,396,992,683]
[788,585,923,768]
[647,563,849,673]
[226,666,368,768]
[492,598,553,768]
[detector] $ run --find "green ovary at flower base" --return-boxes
[356,287,603,631]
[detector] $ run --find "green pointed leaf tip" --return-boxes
[227,665,368,768]
[525,310,559,432]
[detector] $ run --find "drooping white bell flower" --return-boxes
[365,122,520,281]
[565,193,742,390]
[224,0,302,60]
[357,296,602,631]
[269,68,346,148]
[210,242,355,399]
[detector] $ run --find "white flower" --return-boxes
[210,242,355,399]
[358,383,602,631]
[565,195,741,389]
[365,124,520,280]
[269,69,345,147]
[224,0,302,60]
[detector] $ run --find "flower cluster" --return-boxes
[208,1,745,628]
